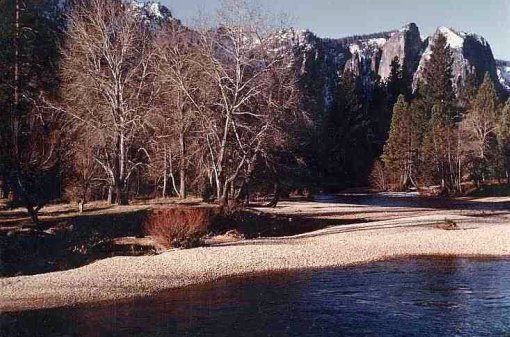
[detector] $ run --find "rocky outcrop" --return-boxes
[344,38,385,77]
[130,1,175,27]
[378,23,422,80]
[272,29,349,113]
[496,60,510,91]
[412,27,498,92]
[342,39,386,97]
[278,23,508,119]
[219,20,508,120]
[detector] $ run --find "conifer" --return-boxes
[497,101,510,182]
[382,95,417,189]
[418,33,461,193]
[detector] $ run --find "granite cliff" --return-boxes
[138,3,510,112]
[412,26,498,92]
[378,23,422,80]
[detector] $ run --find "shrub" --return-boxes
[144,207,211,248]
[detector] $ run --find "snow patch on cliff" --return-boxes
[497,65,510,91]
[437,26,465,49]
[368,38,387,48]
[130,1,173,25]
[349,44,360,54]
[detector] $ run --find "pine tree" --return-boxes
[499,101,510,145]
[336,71,366,182]
[418,33,462,194]
[421,33,458,130]
[387,56,410,106]
[496,101,510,182]
[367,76,391,156]
[382,95,417,189]
[420,34,456,114]
[0,0,65,223]
[458,70,479,110]
[320,70,364,186]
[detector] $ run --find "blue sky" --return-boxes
[160,0,510,60]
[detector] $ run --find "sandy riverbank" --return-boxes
[1,197,510,312]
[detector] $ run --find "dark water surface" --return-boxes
[315,192,510,210]
[2,257,510,337]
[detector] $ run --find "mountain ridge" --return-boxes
[137,2,510,100]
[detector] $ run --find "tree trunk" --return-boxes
[115,183,128,205]
[107,185,114,204]
[162,146,167,198]
[12,0,20,159]
[219,181,229,208]
[179,168,185,199]
[214,174,222,201]
[235,178,250,206]
[115,130,129,205]
[179,129,186,199]
[12,172,41,227]
[266,181,280,208]
[26,205,40,227]
[79,188,87,213]
[162,174,167,199]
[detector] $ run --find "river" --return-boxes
[2,257,509,336]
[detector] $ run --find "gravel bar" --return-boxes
[1,203,509,312]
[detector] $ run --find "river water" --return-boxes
[2,257,509,336]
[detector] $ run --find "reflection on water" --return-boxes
[2,257,510,337]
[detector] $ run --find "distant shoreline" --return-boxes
[1,197,510,313]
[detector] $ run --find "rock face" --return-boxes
[273,29,349,113]
[279,31,394,113]
[155,5,509,119]
[496,60,510,91]
[131,1,174,26]
[412,27,498,92]
[272,23,507,118]
[378,23,422,80]
[344,38,386,77]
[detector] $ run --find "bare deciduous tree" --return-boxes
[197,0,301,205]
[11,103,63,224]
[61,0,157,204]
[151,21,207,198]
[63,127,105,213]
[463,74,500,160]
